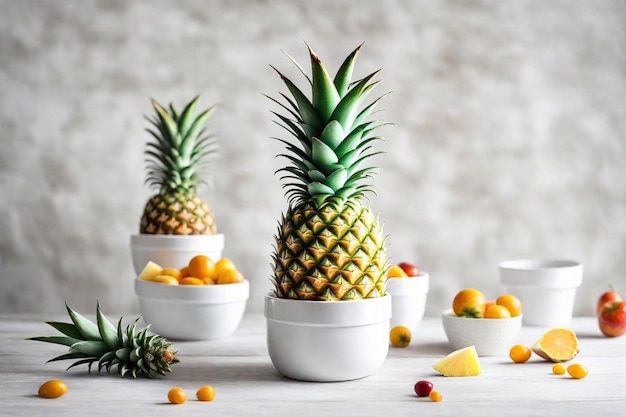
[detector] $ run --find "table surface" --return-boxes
[1,313,624,417]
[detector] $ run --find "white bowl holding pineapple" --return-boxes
[265,293,391,382]
[130,233,224,275]
[385,262,429,331]
[441,309,522,356]
[499,259,583,327]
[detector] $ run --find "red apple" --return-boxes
[596,288,623,316]
[598,301,626,337]
[398,261,420,277]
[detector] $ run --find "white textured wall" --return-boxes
[1,0,625,317]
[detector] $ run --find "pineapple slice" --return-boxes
[433,345,482,377]
[138,261,163,281]
[532,328,579,362]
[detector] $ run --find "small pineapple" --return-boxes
[432,346,482,377]
[140,96,218,235]
[29,303,179,378]
[269,43,389,301]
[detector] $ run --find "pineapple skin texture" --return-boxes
[272,200,388,301]
[140,193,217,235]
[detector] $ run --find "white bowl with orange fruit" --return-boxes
[441,289,523,356]
[134,254,249,341]
[385,261,429,331]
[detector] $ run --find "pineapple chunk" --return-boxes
[138,261,163,281]
[432,345,482,377]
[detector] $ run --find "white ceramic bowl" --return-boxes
[265,293,391,382]
[385,273,429,331]
[130,233,224,274]
[135,278,248,341]
[441,309,522,356]
[500,259,583,327]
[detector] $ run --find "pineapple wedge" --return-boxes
[138,261,163,281]
[433,345,482,377]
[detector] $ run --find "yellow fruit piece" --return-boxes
[214,258,236,277]
[168,387,186,404]
[152,275,180,285]
[509,344,531,363]
[217,268,244,284]
[532,328,579,362]
[496,294,523,317]
[202,276,216,285]
[161,267,183,282]
[452,288,487,318]
[387,265,408,278]
[179,266,190,279]
[38,379,68,399]
[389,325,411,347]
[188,255,216,279]
[196,385,216,401]
[567,363,588,379]
[433,345,482,377]
[180,277,204,286]
[138,261,163,281]
[484,304,512,319]
[552,363,566,375]
[429,390,443,402]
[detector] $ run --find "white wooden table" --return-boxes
[1,313,624,416]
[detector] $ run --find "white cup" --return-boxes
[499,259,583,327]
[386,273,429,331]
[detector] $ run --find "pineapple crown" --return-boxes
[144,96,218,195]
[29,303,179,378]
[269,43,389,208]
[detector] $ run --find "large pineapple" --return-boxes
[270,43,389,301]
[140,96,218,235]
[29,304,179,378]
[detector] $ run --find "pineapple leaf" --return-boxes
[70,340,109,357]
[28,335,82,347]
[178,95,201,135]
[351,92,390,131]
[271,65,322,131]
[96,302,120,350]
[66,358,97,372]
[334,43,363,97]
[319,120,344,151]
[326,167,348,191]
[266,94,302,122]
[46,351,86,363]
[307,43,340,121]
[311,137,339,169]
[65,303,102,341]
[330,72,381,132]
[45,321,83,339]
[151,99,180,147]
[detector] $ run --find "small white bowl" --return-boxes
[499,259,583,327]
[135,278,248,341]
[385,273,429,331]
[265,293,391,382]
[130,233,224,274]
[441,309,522,356]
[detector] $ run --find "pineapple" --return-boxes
[432,345,482,377]
[269,43,389,301]
[29,303,179,378]
[140,96,218,235]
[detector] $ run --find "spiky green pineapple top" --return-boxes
[270,43,386,208]
[144,96,217,196]
[29,303,178,378]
